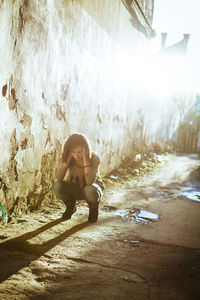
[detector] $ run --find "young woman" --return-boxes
[53,133,104,223]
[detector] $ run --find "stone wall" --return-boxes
[0,0,182,217]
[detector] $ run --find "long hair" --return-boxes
[62,133,91,164]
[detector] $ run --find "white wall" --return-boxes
[0,0,184,215]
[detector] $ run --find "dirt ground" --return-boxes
[0,153,200,300]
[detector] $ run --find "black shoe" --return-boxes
[62,204,76,220]
[88,206,98,223]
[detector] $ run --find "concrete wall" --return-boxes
[0,0,182,217]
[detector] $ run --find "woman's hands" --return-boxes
[56,152,72,181]
[82,147,90,167]
[62,147,89,169]
[63,152,73,169]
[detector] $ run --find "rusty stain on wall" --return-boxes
[8,88,18,110]
[20,114,32,129]
[2,84,7,97]
[55,102,66,121]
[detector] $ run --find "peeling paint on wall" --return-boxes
[2,84,7,97]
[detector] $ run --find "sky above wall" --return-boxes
[151,0,200,56]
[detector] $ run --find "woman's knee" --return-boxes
[52,181,63,195]
[82,184,101,205]
[52,181,71,199]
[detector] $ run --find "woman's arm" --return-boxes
[56,153,72,181]
[83,151,100,185]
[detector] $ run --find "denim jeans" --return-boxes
[52,181,103,207]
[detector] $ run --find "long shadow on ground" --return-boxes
[0,218,89,283]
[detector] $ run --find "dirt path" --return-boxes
[0,154,200,300]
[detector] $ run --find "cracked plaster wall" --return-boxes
[0,0,181,217]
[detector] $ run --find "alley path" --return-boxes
[0,154,200,300]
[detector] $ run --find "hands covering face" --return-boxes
[82,146,89,159]
[71,146,89,163]
[63,146,89,167]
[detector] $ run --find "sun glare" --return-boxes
[108,52,193,101]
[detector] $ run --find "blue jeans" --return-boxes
[52,181,103,207]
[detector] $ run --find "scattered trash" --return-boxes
[0,203,8,223]
[123,276,129,281]
[125,209,159,223]
[123,276,134,282]
[130,240,140,245]
[137,210,159,221]
[134,154,142,162]
[109,175,118,180]
[180,187,200,202]
[122,240,141,246]
[102,206,159,224]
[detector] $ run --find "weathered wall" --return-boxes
[0,0,182,217]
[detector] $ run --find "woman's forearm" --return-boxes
[56,163,68,181]
[84,172,96,185]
